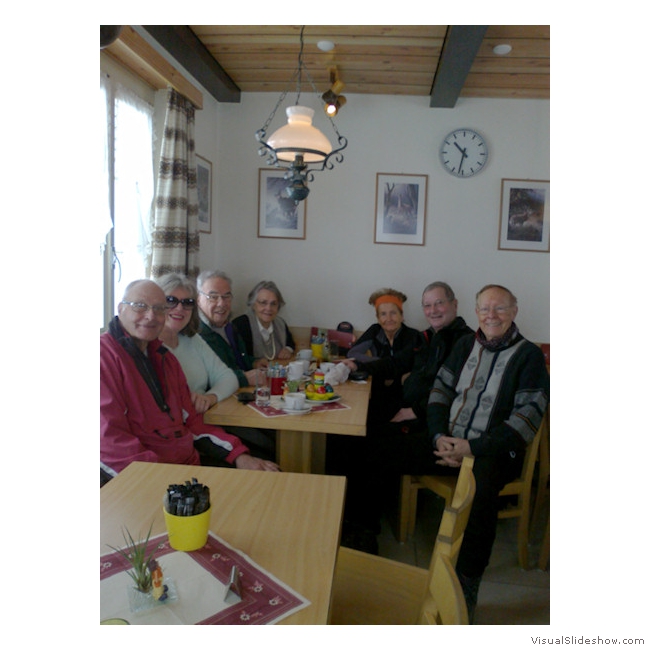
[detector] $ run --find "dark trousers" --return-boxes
[342,424,523,578]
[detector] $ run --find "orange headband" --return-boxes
[374,294,403,310]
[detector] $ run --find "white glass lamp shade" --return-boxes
[267,106,332,163]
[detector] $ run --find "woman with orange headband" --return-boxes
[342,288,422,428]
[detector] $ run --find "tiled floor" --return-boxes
[375,484,550,625]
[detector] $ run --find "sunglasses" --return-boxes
[166,296,196,310]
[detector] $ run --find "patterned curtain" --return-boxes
[150,88,200,279]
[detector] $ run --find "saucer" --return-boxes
[282,406,312,415]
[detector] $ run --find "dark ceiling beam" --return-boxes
[430,25,488,108]
[141,25,241,103]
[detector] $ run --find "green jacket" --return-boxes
[198,321,254,387]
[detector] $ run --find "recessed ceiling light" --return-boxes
[493,44,512,56]
[317,40,335,52]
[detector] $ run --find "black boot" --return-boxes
[458,573,481,624]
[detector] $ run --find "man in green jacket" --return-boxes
[196,270,267,388]
[197,270,276,460]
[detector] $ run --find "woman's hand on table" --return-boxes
[191,392,218,414]
[235,454,281,472]
[277,347,293,360]
[340,358,358,372]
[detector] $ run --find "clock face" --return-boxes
[440,129,488,177]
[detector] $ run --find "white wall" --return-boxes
[194,92,550,342]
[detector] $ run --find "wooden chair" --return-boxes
[533,406,550,525]
[330,457,475,625]
[533,406,550,570]
[398,411,548,570]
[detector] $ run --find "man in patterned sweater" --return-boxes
[429,284,549,621]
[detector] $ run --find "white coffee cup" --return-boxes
[297,349,312,360]
[287,361,304,381]
[284,392,306,410]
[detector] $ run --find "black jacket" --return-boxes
[401,317,474,421]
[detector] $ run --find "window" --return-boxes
[100,71,155,330]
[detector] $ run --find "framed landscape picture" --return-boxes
[498,179,550,252]
[374,173,428,245]
[258,169,307,239]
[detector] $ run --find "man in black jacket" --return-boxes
[389,281,473,431]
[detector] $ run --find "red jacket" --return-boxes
[100,327,249,476]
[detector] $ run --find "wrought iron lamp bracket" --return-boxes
[254,27,347,202]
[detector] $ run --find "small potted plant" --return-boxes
[109,524,157,594]
[109,523,175,611]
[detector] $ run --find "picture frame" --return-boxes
[498,179,550,252]
[257,169,307,239]
[374,173,428,245]
[196,154,212,234]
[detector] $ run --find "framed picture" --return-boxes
[196,154,212,234]
[498,179,550,252]
[374,173,428,245]
[257,169,307,239]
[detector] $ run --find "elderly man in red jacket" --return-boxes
[100,279,279,485]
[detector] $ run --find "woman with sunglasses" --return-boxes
[156,273,238,414]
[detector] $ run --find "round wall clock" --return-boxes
[439,128,488,177]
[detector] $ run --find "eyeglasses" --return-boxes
[477,305,513,315]
[255,299,279,308]
[199,290,232,303]
[422,299,449,309]
[166,296,196,310]
[120,301,169,315]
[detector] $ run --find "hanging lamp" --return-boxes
[255,26,348,203]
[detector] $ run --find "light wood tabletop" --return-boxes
[101,461,347,625]
[203,379,371,474]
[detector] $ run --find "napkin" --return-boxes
[324,362,350,386]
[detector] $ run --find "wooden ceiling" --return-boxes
[133,25,549,107]
[187,25,549,101]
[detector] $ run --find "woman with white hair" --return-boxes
[232,280,296,361]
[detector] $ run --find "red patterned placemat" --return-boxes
[309,401,350,412]
[100,532,309,625]
[246,402,286,417]
[247,400,350,417]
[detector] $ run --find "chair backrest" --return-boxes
[430,456,476,569]
[310,326,355,353]
[419,552,469,625]
[513,410,546,493]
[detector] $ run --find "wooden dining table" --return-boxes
[100,461,347,625]
[203,379,371,474]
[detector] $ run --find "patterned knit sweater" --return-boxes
[427,331,549,458]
